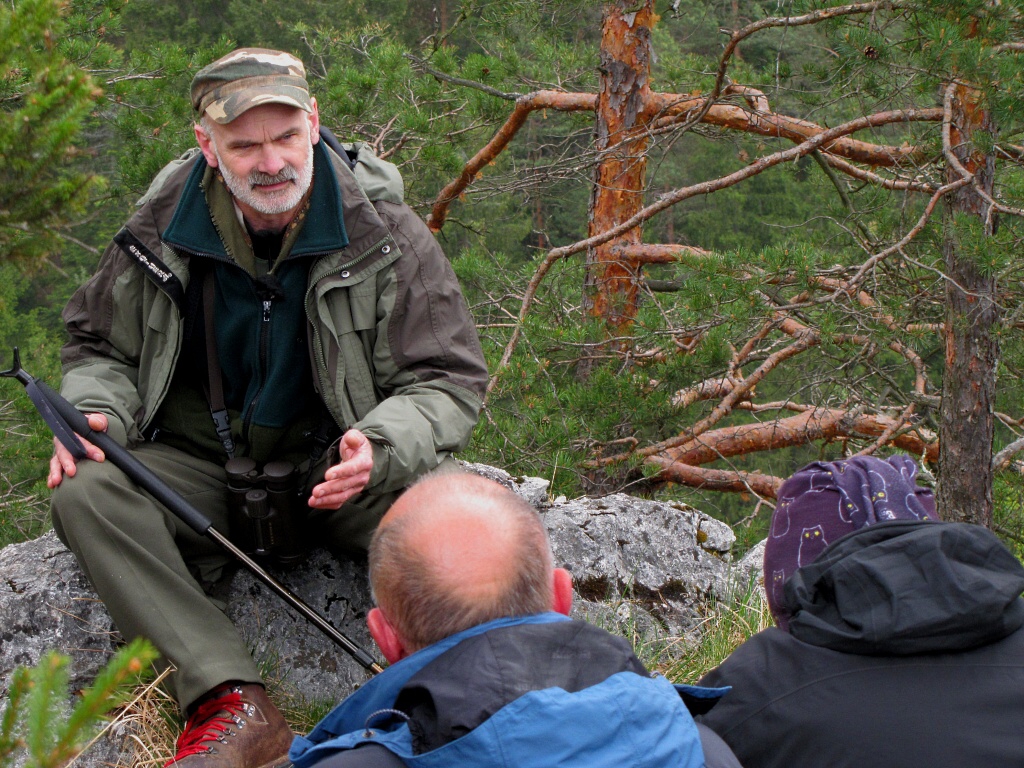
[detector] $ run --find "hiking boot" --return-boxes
[164,683,293,768]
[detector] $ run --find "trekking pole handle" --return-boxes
[32,376,215,536]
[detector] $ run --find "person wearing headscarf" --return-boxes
[697,454,1024,768]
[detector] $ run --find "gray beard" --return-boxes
[214,141,314,216]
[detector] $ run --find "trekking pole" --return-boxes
[1,347,383,675]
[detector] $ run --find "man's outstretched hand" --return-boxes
[47,412,108,489]
[308,428,374,510]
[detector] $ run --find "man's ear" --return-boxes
[308,98,320,145]
[194,122,219,167]
[551,567,574,616]
[367,607,407,665]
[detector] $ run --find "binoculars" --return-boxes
[225,458,307,568]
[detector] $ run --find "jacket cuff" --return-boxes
[101,413,130,448]
[367,440,390,490]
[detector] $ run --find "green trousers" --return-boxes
[50,441,394,711]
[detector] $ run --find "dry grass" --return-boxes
[69,665,179,768]
[573,579,773,686]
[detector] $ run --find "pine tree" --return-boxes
[0,0,105,267]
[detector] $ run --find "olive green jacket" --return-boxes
[60,141,487,494]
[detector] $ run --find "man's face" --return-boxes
[196,102,320,228]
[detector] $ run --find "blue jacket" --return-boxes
[290,613,727,768]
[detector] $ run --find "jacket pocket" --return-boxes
[324,281,380,424]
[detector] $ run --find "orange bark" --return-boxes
[646,458,785,497]
[614,243,715,263]
[582,0,658,333]
[660,407,938,467]
[652,98,940,167]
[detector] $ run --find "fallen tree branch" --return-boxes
[645,457,785,497]
[658,406,938,467]
[590,330,819,466]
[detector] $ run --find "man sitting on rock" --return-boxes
[289,471,742,768]
[697,454,1024,768]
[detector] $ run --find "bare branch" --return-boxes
[404,53,524,100]
[660,405,937,467]
[614,243,716,263]
[817,151,937,192]
[653,99,940,166]
[682,0,913,133]
[593,331,820,467]
[428,90,596,231]
[993,435,1024,471]
[852,402,917,457]
[842,177,970,291]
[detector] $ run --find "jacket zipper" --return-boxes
[242,294,274,440]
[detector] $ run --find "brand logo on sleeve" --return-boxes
[114,228,185,308]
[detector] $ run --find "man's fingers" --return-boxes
[308,472,371,510]
[46,414,108,489]
[324,459,371,482]
[47,452,68,489]
[308,487,360,509]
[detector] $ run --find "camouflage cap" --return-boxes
[191,48,312,124]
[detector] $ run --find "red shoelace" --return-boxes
[165,688,245,765]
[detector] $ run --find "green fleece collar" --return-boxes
[162,141,348,264]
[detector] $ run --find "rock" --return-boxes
[0,531,118,695]
[734,538,766,590]
[224,549,377,707]
[458,461,551,507]
[0,466,750,767]
[543,493,735,635]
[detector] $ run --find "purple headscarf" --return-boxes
[763,454,939,630]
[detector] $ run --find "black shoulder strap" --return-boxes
[319,126,358,170]
[202,270,236,459]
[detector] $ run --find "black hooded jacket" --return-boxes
[697,520,1024,768]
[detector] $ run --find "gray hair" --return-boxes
[368,473,553,651]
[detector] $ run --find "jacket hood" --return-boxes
[396,618,649,753]
[785,520,1024,655]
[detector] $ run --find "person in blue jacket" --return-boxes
[289,471,740,768]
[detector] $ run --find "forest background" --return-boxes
[3,0,1024,558]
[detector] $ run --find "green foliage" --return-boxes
[662,579,772,684]
[0,639,157,768]
[0,0,105,266]
[0,262,63,548]
[993,473,1024,559]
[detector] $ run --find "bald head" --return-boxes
[368,472,556,653]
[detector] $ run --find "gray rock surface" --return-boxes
[0,465,753,767]
[545,493,735,635]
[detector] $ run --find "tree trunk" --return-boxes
[582,0,656,337]
[937,83,998,527]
